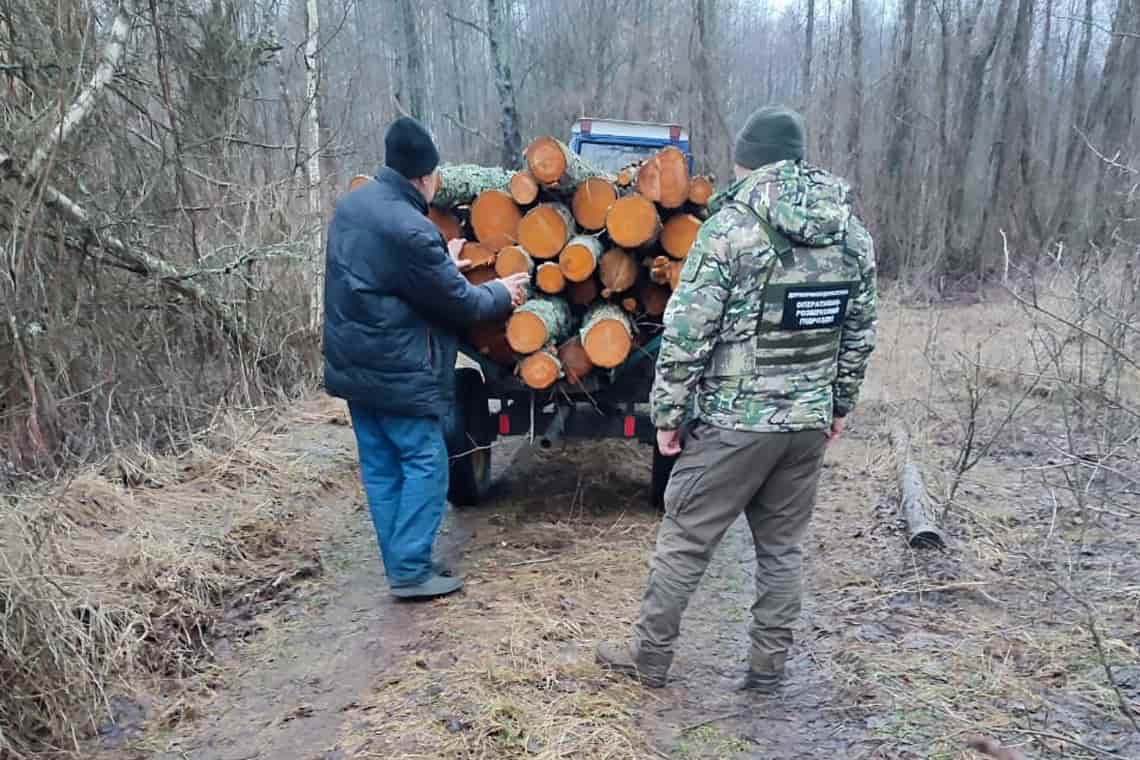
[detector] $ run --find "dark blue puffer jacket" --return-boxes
[322,168,511,418]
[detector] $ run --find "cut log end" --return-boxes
[535,262,566,294]
[519,351,561,390]
[558,337,594,384]
[661,213,702,259]
[566,277,600,305]
[688,176,715,206]
[428,207,464,242]
[460,242,496,270]
[465,266,499,286]
[599,247,639,295]
[495,245,534,277]
[518,203,573,259]
[583,318,632,368]
[506,311,548,354]
[571,177,618,231]
[470,189,522,250]
[509,171,540,205]
[524,136,569,185]
[606,194,661,248]
[636,146,692,209]
[559,236,602,283]
[349,174,372,191]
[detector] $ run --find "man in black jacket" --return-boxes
[323,117,528,599]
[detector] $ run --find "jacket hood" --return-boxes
[711,161,853,247]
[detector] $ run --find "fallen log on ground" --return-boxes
[890,423,948,549]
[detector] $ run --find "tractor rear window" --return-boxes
[577,142,661,173]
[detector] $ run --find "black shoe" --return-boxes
[390,574,464,600]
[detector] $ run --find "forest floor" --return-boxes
[72,297,1139,760]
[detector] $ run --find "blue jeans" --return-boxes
[347,403,448,587]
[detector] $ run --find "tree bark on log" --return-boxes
[606,194,661,248]
[581,302,634,368]
[435,165,514,209]
[518,349,562,389]
[558,336,594,384]
[470,188,522,250]
[518,202,574,259]
[571,177,618,231]
[559,235,603,282]
[524,136,609,191]
[506,296,573,354]
[661,213,702,259]
[890,424,947,549]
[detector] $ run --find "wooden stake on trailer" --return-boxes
[506,296,573,354]
[559,235,603,282]
[470,189,522,250]
[581,302,635,368]
[518,202,575,259]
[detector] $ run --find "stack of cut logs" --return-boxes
[354,137,713,390]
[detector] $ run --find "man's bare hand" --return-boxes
[828,416,845,443]
[499,272,530,307]
[657,429,682,456]
[448,238,472,272]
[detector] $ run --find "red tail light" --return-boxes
[623,416,636,437]
[499,414,510,435]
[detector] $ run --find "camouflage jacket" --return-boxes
[650,161,878,432]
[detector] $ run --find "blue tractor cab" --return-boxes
[569,117,693,174]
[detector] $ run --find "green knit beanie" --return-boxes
[734,107,806,169]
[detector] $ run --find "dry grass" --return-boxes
[0,399,358,758]
[336,444,663,759]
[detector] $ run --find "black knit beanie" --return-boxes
[385,116,440,179]
[734,107,806,169]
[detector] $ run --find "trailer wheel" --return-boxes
[446,369,494,507]
[650,443,676,512]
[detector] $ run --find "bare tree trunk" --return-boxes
[694,0,733,176]
[25,0,133,179]
[446,0,468,153]
[304,0,323,330]
[486,0,522,168]
[885,0,917,197]
[847,0,864,189]
[802,0,815,99]
[396,0,426,118]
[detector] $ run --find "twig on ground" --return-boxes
[508,557,558,567]
[680,710,791,733]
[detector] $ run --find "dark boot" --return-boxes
[595,641,672,688]
[390,573,464,600]
[739,651,786,694]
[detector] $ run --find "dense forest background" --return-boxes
[2,0,1138,469]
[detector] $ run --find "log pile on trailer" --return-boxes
[353,138,715,390]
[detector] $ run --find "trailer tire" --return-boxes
[650,443,676,512]
[446,369,494,508]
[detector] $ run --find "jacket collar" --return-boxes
[374,167,429,214]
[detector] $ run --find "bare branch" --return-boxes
[444,11,489,37]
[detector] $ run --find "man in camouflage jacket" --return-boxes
[597,106,877,691]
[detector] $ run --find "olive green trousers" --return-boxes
[634,422,828,669]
